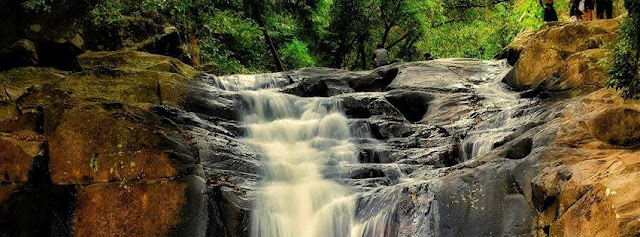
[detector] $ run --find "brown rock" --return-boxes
[133,27,191,64]
[495,29,535,66]
[78,50,196,77]
[72,177,204,237]
[0,102,41,134]
[0,184,19,204]
[0,132,43,183]
[0,67,67,93]
[0,39,38,71]
[62,50,197,107]
[47,101,196,185]
[553,49,608,93]
[586,106,640,146]
[503,40,566,90]
[550,185,618,236]
[524,88,640,236]
[502,19,621,97]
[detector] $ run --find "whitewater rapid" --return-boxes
[210,60,535,237]
[214,74,360,237]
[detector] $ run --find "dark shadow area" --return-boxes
[0,146,75,237]
[385,91,433,123]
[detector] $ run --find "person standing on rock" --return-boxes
[570,0,584,21]
[585,0,595,21]
[373,44,390,68]
[539,0,558,22]
[596,0,613,19]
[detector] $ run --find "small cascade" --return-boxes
[460,61,538,160]
[215,74,360,237]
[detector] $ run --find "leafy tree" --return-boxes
[20,0,556,74]
[322,0,372,69]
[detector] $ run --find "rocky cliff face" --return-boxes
[1,9,638,237]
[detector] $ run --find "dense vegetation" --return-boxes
[19,0,616,75]
[607,0,639,99]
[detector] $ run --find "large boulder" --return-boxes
[510,89,640,236]
[70,50,197,107]
[0,39,38,70]
[495,29,535,66]
[586,106,640,147]
[502,18,621,97]
[134,27,191,64]
[0,132,43,184]
[46,101,197,184]
[385,60,481,92]
[0,48,211,236]
[436,161,535,237]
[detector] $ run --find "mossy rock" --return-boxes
[78,50,196,77]
[0,67,67,93]
[56,50,199,107]
[47,100,196,185]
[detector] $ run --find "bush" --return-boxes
[280,39,316,69]
[607,0,639,99]
[22,0,51,12]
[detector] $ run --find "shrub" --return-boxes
[607,0,640,99]
[280,39,316,69]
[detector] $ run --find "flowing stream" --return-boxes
[214,75,359,237]
[210,59,537,237]
[460,61,540,160]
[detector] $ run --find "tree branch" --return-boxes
[387,32,410,49]
[432,19,458,28]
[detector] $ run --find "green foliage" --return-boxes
[22,0,52,12]
[20,0,553,74]
[90,0,127,25]
[280,39,316,69]
[607,0,640,99]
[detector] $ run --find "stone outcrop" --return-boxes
[511,89,640,236]
[0,39,38,70]
[0,50,210,236]
[500,18,622,98]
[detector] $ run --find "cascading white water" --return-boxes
[215,74,359,237]
[460,61,538,160]
[208,60,536,237]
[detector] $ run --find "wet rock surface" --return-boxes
[205,42,640,236]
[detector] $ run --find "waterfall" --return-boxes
[216,74,359,237]
[207,60,537,237]
[460,61,538,160]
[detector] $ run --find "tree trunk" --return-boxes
[359,34,367,70]
[381,26,391,47]
[255,15,287,72]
